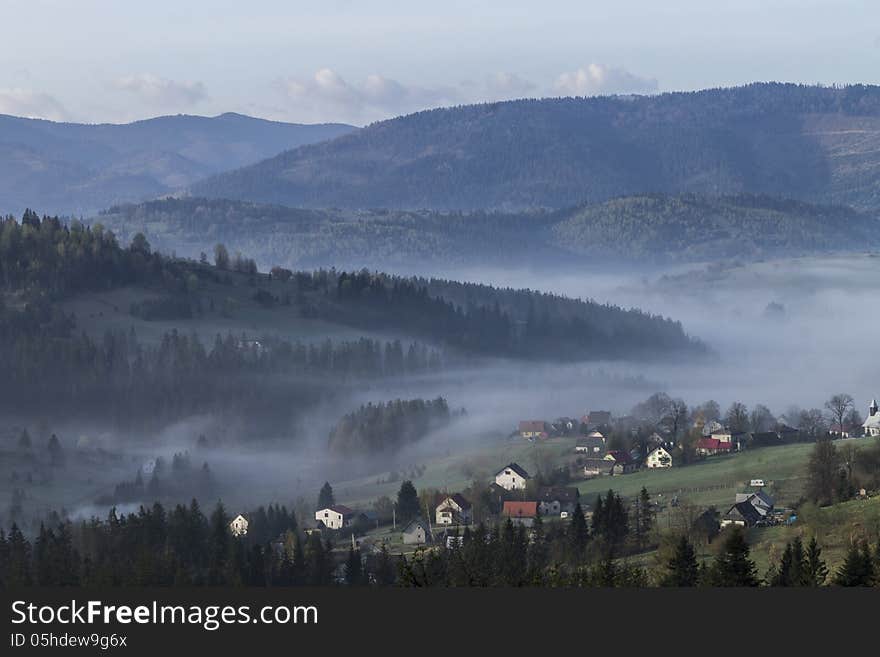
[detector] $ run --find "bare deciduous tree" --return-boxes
[824,393,854,435]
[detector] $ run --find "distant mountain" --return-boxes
[96,193,880,269]
[0,113,356,215]
[191,83,880,212]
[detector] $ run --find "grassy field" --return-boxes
[576,441,823,509]
[333,436,834,513]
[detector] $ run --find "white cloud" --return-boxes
[0,88,68,121]
[484,72,536,99]
[554,63,658,97]
[113,73,207,108]
[278,65,658,124]
[281,68,465,124]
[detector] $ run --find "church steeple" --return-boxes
[870,399,878,417]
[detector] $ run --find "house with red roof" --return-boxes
[518,420,549,440]
[695,437,733,457]
[502,501,539,527]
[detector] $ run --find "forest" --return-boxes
[97,192,880,270]
[327,398,453,454]
[191,83,880,212]
[2,488,876,588]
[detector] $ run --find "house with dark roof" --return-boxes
[502,501,539,527]
[315,504,356,530]
[722,501,764,528]
[583,410,612,429]
[575,434,606,456]
[402,517,432,545]
[537,486,580,516]
[722,491,775,527]
[583,458,616,478]
[435,493,472,526]
[494,463,531,490]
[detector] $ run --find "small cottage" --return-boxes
[229,514,249,537]
[502,501,538,527]
[402,518,432,545]
[315,504,356,530]
[435,493,473,526]
[494,463,531,490]
[537,486,580,516]
[645,446,673,469]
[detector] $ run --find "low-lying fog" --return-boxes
[419,253,880,413]
[9,253,880,525]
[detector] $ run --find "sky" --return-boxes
[0,0,878,126]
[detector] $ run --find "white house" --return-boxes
[645,446,673,469]
[494,463,531,490]
[229,514,249,537]
[435,494,472,525]
[315,504,356,530]
[863,399,880,436]
[402,518,432,545]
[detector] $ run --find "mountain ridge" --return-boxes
[190,82,880,212]
[0,112,357,216]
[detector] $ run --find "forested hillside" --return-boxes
[97,197,562,268]
[192,83,880,211]
[0,112,355,215]
[0,210,704,428]
[551,194,880,260]
[97,193,880,268]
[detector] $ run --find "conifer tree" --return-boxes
[662,535,700,586]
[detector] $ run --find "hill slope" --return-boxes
[96,194,880,269]
[192,83,880,211]
[0,113,356,216]
[550,194,880,260]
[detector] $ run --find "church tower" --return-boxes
[870,399,878,418]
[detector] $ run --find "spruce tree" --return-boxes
[569,502,589,561]
[317,482,335,509]
[804,536,828,586]
[663,535,700,586]
[834,541,874,586]
[709,528,759,587]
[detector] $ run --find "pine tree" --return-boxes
[662,535,700,586]
[568,502,589,561]
[526,513,547,585]
[834,541,875,586]
[317,482,335,509]
[208,502,231,584]
[804,537,828,586]
[374,542,396,586]
[633,487,654,551]
[396,480,420,524]
[709,528,759,587]
[345,547,364,586]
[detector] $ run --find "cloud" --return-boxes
[0,88,68,121]
[483,72,537,99]
[281,68,464,124]
[113,73,207,108]
[277,64,657,124]
[554,63,658,97]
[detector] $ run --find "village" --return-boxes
[223,394,880,581]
